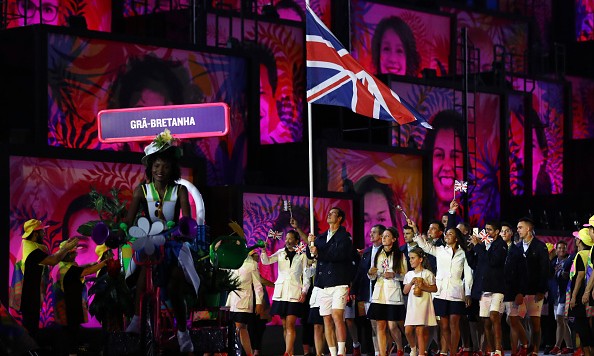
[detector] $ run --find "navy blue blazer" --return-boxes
[352,245,375,302]
[504,242,528,301]
[310,226,353,288]
[473,237,508,294]
[521,237,550,295]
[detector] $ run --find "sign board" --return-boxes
[97,102,230,142]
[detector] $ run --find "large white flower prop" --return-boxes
[130,217,166,255]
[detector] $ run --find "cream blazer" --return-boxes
[261,248,310,302]
[368,249,407,305]
[414,235,473,301]
[226,256,264,313]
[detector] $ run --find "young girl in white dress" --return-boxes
[403,247,437,356]
[260,230,310,356]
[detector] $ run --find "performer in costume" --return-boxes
[226,250,264,356]
[13,219,78,338]
[260,229,310,356]
[57,239,110,355]
[124,129,200,353]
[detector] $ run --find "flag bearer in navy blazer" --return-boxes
[308,207,353,356]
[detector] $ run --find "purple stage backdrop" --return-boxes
[567,76,594,139]
[576,0,594,41]
[208,0,332,25]
[513,78,564,195]
[442,6,530,74]
[507,92,527,196]
[46,33,248,185]
[206,14,304,145]
[5,0,111,31]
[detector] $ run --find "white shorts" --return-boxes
[524,295,544,317]
[318,285,349,316]
[479,293,504,317]
[554,303,567,319]
[504,301,527,318]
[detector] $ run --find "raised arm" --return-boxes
[40,238,79,266]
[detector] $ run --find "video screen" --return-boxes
[209,0,332,24]
[8,156,194,328]
[45,33,248,185]
[575,0,594,41]
[350,0,452,78]
[498,0,552,50]
[4,0,111,31]
[441,6,530,74]
[326,147,422,247]
[507,93,527,196]
[390,81,501,226]
[513,78,565,195]
[206,14,304,144]
[567,76,594,139]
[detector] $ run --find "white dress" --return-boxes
[403,269,437,326]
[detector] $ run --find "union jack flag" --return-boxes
[268,229,283,241]
[479,229,493,244]
[381,257,390,271]
[454,180,468,193]
[295,242,307,255]
[305,5,430,127]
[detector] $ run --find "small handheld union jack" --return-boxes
[267,229,283,241]
[295,242,307,255]
[381,257,390,271]
[479,229,493,244]
[453,180,468,200]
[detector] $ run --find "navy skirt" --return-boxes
[366,303,405,321]
[270,300,303,317]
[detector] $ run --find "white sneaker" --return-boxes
[410,347,419,356]
[125,315,140,334]
[177,329,194,352]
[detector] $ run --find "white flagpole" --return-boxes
[308,103,314,236]
[306,0,314,237]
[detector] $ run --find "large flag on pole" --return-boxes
[305,5,430,128]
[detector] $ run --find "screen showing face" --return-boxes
[389,81,501,226]
[8,156,194,328]
[350,0,452,78]
[326,147,423,248]
[5,0,111,31]
[46,33,248,185]
[442,6,529,74]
